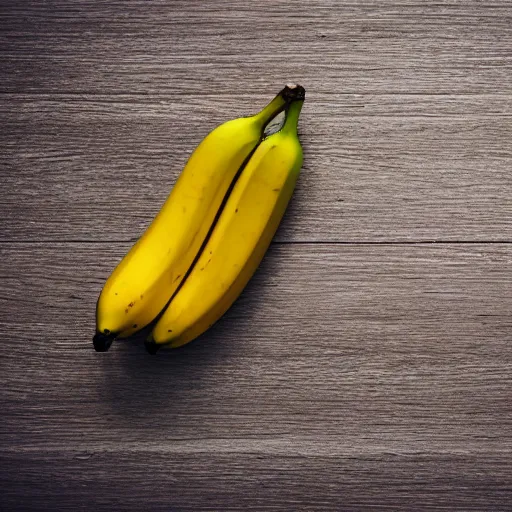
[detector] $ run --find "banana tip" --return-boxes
[145,339,160,355]
[93,332,115,352]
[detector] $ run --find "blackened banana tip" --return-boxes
[281,84,306,102]
[145,340,160,355]
[93,332,115,352]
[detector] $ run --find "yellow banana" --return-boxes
[147,96,304,352]
[93,86,299,352]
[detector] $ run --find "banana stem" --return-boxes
[256,84,306,134]
[281,83,306,102]
[281,99,304,136]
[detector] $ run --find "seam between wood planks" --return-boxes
[1,91,510,97]
[0,240,510,245]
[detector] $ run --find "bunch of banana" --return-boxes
[93,84,305,353]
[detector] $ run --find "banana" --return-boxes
[93,86,301,352]
[146,94,305,352]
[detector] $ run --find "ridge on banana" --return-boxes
[93,84,305,353]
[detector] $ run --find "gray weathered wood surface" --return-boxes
[1,1,511,510]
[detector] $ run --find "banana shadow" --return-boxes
[94,246,283,421]
[95,328,234,419]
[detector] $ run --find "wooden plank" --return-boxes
[1,94,511,242]
[1,452,511,511]
[1,1,511,95]
[1,242,511,510]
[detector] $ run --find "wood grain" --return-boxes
[1,243,511,511]
[1,1,512,95]
[2,93,511,242]
[1,0,511,510]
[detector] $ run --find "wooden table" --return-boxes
[1,1,511,510]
